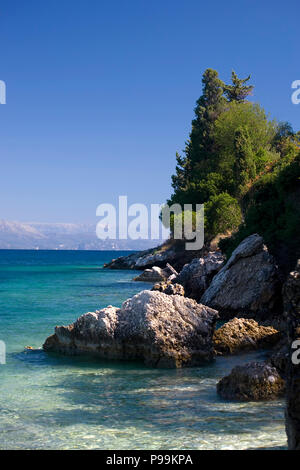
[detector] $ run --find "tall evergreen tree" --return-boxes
[190,69,226,169]
[224,70,254,102]
[170,69,225,204]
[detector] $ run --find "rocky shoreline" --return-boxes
[43,233,300,449]
[103,240,209,272]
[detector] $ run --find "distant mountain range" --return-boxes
[0,220,162,250]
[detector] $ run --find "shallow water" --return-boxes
[0,250,286,450]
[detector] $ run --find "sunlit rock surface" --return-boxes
[201,234,281,320]
[214,318,280,356]
[44,290,218,368]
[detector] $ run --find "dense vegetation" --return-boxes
[167,69,300,271]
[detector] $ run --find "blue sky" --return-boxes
[0,0,299,223]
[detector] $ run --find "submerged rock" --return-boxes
[174,251,224,301]
[201,234,281,320]
[213,318,280,356]
[284,260,300,450]
[43,290,218,368]
[133,266,170,283]
[217,361,285,401]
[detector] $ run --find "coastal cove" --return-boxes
[0,250,286,450]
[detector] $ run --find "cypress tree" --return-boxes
[170,69,225,204]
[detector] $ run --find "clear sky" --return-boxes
[0,0,299,223]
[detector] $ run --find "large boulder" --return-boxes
[213,318,280,356]
[43,290,218,368]
[284,260,300,450]
[174,251,224,301]
[133,266,169,283]
[217,361,285,401]
[201,234,281,320]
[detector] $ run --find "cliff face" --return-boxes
[284,260,300,449]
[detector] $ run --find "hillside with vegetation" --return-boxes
[167,69,300,273]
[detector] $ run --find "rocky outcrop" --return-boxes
[217,361,285,401]
[103,250,149,270]
[213,318,281,356]
[104,240,208,272]
[133,266,170,283]
[284,260,300,450]
[134,249,177,269]
[152,281,185,296]
[43,290,218,368]
[103,242,178,270]
[201,234,281,321]
[174,252,224,301]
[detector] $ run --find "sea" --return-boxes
[0,250,286,450]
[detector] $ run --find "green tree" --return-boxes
[224,70,254,102]
[205,193,242,239]
[166,69,285,247]
[233,126,256,195]
[170,69,226,204]
[213,101,278,193]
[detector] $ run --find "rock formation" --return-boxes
[133,266,170,283]
[103,242,178,270]
[152,281,185,296]
[217,361,285,401]
[43,290,218,368]
[213,318,280,356]
[174,251,224,301]
[104,240,209,272]
[201,234,281,321]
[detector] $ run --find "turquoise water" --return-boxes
[0,250,286,450]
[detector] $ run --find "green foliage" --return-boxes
[213,102,278,187]
[220,152,300,263]
[224,70,254,102]
[205,193,242,239]
[170,69,226,199]
[233,126,257,196]
[167,67,299,254]
[214,101,276,154]
[172,210,199,239]
[272,121,294,152]
[161,208,202,242]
